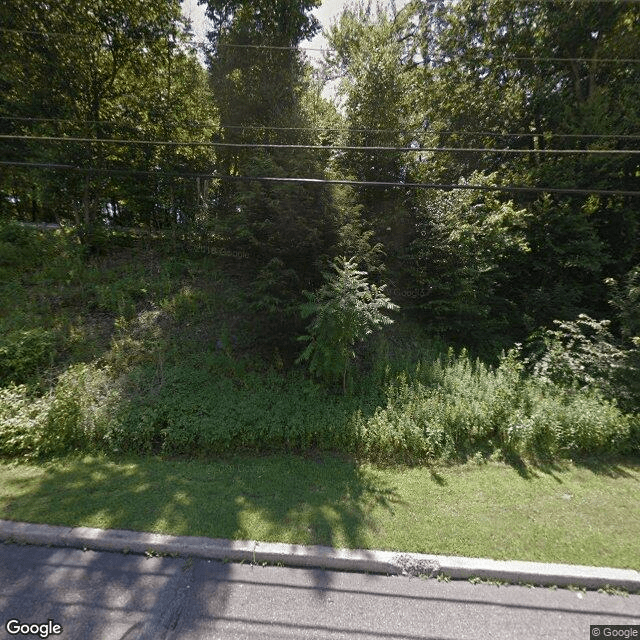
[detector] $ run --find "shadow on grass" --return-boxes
[498,448,640,482]
[570,455,640,479]
[0,453,402,586]
[428,467,448,486]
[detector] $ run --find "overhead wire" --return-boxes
[2,160,638,197]
[1,133,639,155]
[2,116,640,140]
[2,13,638,201]
[1,27,640,64]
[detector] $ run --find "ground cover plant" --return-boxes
[0,222,638,464]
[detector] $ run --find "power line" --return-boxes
[0,115,219,129]
[2,160,639,197]
[2,116,639,140]
[2,27,640,64]
[2,133,639,155]
[421,53,640,64]
[221,126,640,140]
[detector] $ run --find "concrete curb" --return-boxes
[1,519,638,591]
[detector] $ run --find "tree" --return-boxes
[323,1,423,266]
[405,173,529,345]
[0,0,216,237]
[297,256,398,393]
[201,0,340,332]
[413,0,640,330]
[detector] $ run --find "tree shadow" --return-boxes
[0,537,231,640]
[495,448,640,483]
[428,467,448,486]
[570,455,640,479]
[0,452,402,594]
[498,448,540,480]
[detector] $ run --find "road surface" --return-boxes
[1,543,638,639]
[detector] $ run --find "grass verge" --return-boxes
[0,454,638,570]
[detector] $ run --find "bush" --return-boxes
[524,313,639,413]
[107,354,369,456]
[508,383,631,458]
[524,315,626,391]
[0,385,49,457]
[297,257,398,393]
[350,348,633,463]
[43,363,119,453]
[0,222,82,275]
[1,344,634,462]
[606,266,640,411]
[0,221,35,246]
[0,363,120,459]
[0,328,57,386]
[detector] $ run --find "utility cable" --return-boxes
[2,27,640,64]
[1,133,639,155]
[1,132,639,154]
[1,116,639,140]
[2,160,638,197]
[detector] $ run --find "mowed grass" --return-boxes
[0,454,638,570]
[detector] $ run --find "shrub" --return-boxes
[297,256,398,393]
[350,348,633,463]
[524,315,626,391]
[0,362,120,459]
[0,221,83,275]
[0,328,57,386]
[0,221,35,247]
[43,363,119,453]
[524,312,639,413]
[606,266,640,411]
[0,385,49,457]
[104,350,376,457]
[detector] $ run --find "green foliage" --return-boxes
[297,257,398,391]
[0,225,636,465]
[606,266,640,410]
[351,348,633,464]
[412,0,639,330]
[510,196,607,329]
[406,174,528,338]
[607,265,640,343]
[331,184,386,276]
[0,385,49,457]
[0,223,83,278]
[248,258,307,345]
[106,353,370,456]
[42,363,120,454]
[0,328,57,386]
[1,0,216,229]
[524,308,639,413]
[524,315,627,396]
[324,1,420,241]
[0,363,120,458]
[0,220,34,245]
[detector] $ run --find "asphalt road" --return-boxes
[1,544,638,640]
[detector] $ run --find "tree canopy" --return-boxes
[1,0,638,354]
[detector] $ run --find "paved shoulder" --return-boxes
[1,544,639,640]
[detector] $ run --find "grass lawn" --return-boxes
[0,454,638,570]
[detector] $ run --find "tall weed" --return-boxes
[351,349,634,463]
[0,363,120,458]
[0,328,57,386]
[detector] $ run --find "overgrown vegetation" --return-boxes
[297,256,398,393]
[0,223,637,464]
[0,0,639,471]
